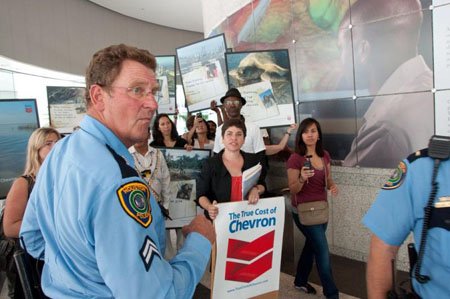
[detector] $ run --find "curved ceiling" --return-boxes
[88,0,204,33]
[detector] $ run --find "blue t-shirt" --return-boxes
[362,149,450,297]
[20,115,211,298]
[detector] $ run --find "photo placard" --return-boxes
[225,49,296,128]
[47,86,86,133]
[155,56,177,114]
[156,147,211,228]
[177,34,228,112]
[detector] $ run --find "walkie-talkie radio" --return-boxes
[413,135,450,283]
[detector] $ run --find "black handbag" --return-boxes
[14,238,46,299]
[0,214,17,272]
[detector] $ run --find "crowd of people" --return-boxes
[0,42,447,299]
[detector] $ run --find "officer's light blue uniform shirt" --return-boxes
[20,116,211,298]
[363,150,450,298]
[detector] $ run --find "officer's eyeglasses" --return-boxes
[102,84,158,100]
[224,100,241,106]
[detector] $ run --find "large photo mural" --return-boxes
[205,0,435,168]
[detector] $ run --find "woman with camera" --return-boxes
[286,118,339,299]
[190,114,215,150]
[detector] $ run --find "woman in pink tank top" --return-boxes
[286,118,339,299]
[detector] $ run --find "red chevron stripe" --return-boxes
[227,230,275,261]
[225,251,273,283]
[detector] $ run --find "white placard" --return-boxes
[212,197,285,299]
[433,0,450,7]
[182,61,228,111]
[435,90,450,136]
[49,103,85,132]
[433,4,450,90]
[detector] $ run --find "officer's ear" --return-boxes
[89,84,106,112]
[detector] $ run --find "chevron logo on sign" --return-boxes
[225,230,275,283]
[140,236,161,271]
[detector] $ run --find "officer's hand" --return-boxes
[182,215,216,244]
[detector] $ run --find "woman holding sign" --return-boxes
[197,119,266,220]
[286,118,339,299]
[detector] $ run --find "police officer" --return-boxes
[20,44,215,298]
[362,142,450,298]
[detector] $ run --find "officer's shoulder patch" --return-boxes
[407,148,428,164]
[382,161,407,190]
[117,181,152,227]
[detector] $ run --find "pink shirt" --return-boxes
[286,151,330,206]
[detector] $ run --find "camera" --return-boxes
[196,112,202,118]
[303,161,312,169]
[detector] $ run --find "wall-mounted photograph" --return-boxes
[47,86,86,133]
[176,34,228,112]
[157,147,211,228]
[155,56,177,114]
[207,0,435,169]
[0,99,39,199]
[226,49,296,128]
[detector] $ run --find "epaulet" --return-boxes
[105,144,139,179]
[407,148,428,164]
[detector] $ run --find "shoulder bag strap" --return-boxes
[21,175,35,198]
[322,158,328,190]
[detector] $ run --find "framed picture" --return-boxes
[225,49,297,128]
[47,86,86,133]
[155,56,177,114]
[0,99,40,199]
[176,34,228,112]
[156,147,211,228]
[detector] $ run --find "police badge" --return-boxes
[382,161,407,190]
[117,181,152,227]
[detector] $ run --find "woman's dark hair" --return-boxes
[221,119,247,137]
[207,120,217,129]
[295,118,324,157]
[152,114,179,144]
[192,117,213,142]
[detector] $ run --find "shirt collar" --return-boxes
[217,150,251,177]
[129,144,155,158]
[377,55,430,95]
[80,115,135,168]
